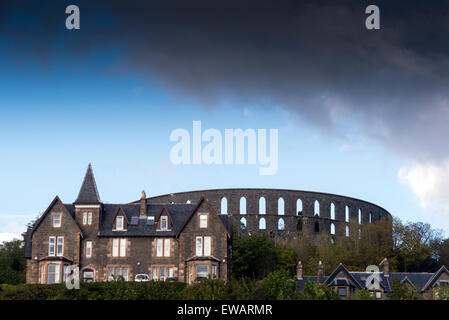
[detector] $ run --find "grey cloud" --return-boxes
[1,0,449,162]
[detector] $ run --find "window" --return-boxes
[112,239,119,257]
[221,197,227,214]
[152,266,174,281]
[314,221,320,233]
[278,218,285,230]
[116,216,124,230]
[57,237,64,256]
[40,265,45,284]
[259,197,266,214]
[164,239,170,257]
[156,239,163,257]
[196,237,202,256]
[196,236,211,256]
[83,269,94,283]
[240,217,247,229]
[155,238,171,257]
[86,241,92,258]
[119,239,126,257]
[358,209,362,224]
[196,264,208,280]
[337,287,347,298]
[314,200,320,216]
[160,267,166,281]
[87,212,92,225]
[375,291,382,299]
[211,265,217,279]
[240,197,246,215]
[112,239,126,257]
[296,198,303,215]
[62,265,68,282]
[369,212,373,224]
[345,205,350,222]
[204,236,211,256]
[53,214,61,228]
[152,267,158,280]
[278,197,284,215]
[259,217,266,230]
[330,223,335,235]
[108,267,128,281]
[200,215,207,228]
[161,216,168,230]
[83,212,87,225]
[47,263,60,284]
[330,203,335,220]
[346,226,350,237]
[49,236,56,256]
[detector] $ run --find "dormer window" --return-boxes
[116,216,124,231]
[161,216,168,230]
[53,214,61,228]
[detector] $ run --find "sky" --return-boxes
[0,0,449,242]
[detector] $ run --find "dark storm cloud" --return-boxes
[1,0,449,162]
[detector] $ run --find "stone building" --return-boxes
[24,164,231,284]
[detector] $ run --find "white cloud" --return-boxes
[398,161,449,216]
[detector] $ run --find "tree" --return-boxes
[0,240,26,284]
[387,277,420,300]
[231,230,277,279]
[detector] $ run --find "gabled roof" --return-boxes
[74,164,101,204]
[25,196,84,258]
[324,263,363,289]
[420,265,449,293]
[175,197,230,238]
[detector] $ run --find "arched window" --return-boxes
[369,212,373,223]
[314,200,320,216]
[240,217,247,229]
[259,217,266,230]
[314,221,320,233]
[330,203,335,220]
[296,198,303,215]
[278,218,285,230]
[278,197,285,215]
[240,197,246,215]
[358,209,362,224]
[346,225,350,237]
[330,223,335,235]
[345,205,349,222]
[221,197,227,215]
[259,197,266,214]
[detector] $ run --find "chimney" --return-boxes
[317,261,324,285]
[140,190,147,216]
[379,258,389,277]
[297,261,303,280]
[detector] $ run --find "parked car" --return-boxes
[134,274,150,282]
[165,277,179,282]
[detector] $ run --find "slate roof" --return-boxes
[74,164,101,204]
[297,269,440,293]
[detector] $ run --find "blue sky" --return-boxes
[1,1,449,242]
[0,53,444,242]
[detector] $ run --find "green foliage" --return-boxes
[355,289,372,300]
[183,278,228,300]
[0,240,26,284]
[231,231,277,279]
[294,279,340,300]
[260,269,296,300]
[387,278,420,300]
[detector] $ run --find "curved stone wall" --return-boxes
[147,189,391,240]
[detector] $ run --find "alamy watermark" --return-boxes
[169,121,279,175]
